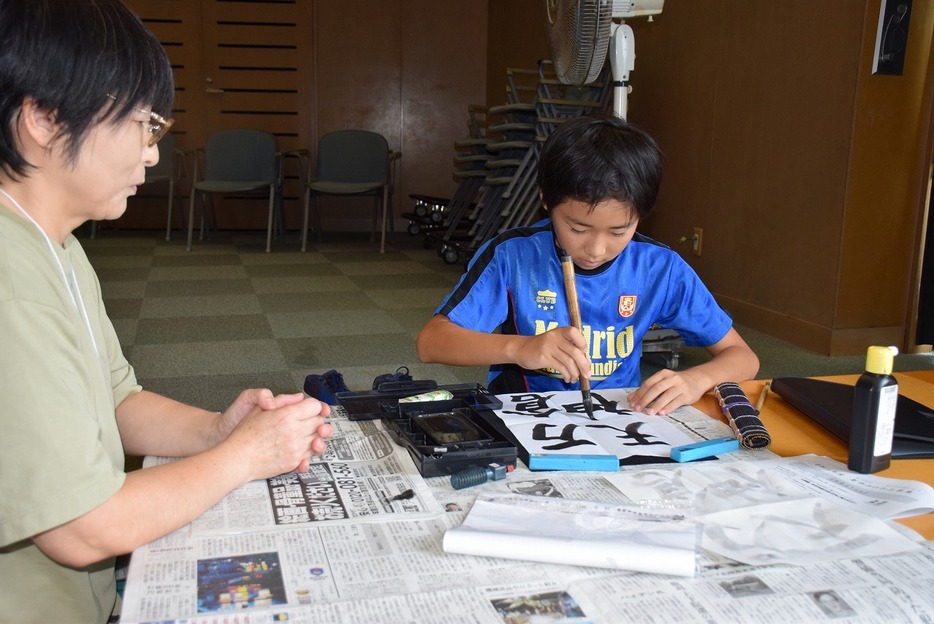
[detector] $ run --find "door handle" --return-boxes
[206,88,224,94]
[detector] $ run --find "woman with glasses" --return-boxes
[0,1,333,621]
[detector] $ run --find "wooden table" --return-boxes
[692,371,934,538]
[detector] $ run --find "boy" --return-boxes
[416,115,758,416]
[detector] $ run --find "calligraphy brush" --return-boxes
[560,249,595,420]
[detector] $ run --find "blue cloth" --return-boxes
[435,219,732,393]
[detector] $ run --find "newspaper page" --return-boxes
[604,456,934,520]
[143,417,444,535]
[120,516,934,624]
[580,544,934,624]
[119,509,616,623]
[605,455,929,566]
[757,453,934,519]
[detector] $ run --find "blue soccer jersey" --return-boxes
[435,219,733,393]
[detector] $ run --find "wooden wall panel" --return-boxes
[837,1,934,339]
[399,1,490,204]
[626,2,863,333]
[310,1,488,232]
[311,1,404,231]
[486,0,550,109]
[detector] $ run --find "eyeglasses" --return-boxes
[105,94,175,147]
[145,110,174,147]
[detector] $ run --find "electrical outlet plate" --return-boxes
[693,227,703,256]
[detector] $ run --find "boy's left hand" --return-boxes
[630,329,759,415]
[627,368,707,416]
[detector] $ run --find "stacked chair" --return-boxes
[400,105,489,242]
[424,60,612,265]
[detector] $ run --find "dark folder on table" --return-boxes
[770,376,934,458]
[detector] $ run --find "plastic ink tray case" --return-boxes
[384,400,517,478]
[335,382,501,421]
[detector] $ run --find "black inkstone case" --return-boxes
[336,383,517,478]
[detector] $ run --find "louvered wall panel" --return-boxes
[204,1,308,148]
[123,0,312,232]
[201,0,310,230]
[126,1,199,146]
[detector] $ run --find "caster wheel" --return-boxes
[443,248,459,265]
[407,222,421,236]
[430,211,444,223]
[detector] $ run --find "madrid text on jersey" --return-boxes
[534,320,634,380]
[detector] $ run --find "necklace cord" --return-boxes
[0,188,101,357]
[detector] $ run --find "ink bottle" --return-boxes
[848,346,899,474]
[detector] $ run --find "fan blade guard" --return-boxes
[546,0,613,85]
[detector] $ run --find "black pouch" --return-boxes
[372,366,413,390]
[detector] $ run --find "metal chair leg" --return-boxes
[301,187,311,252]
[380,185,389,254]
[265,187,275,253]
[186,190,196,251]
[165,180,175,241]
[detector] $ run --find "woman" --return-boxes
[0,1,333,621]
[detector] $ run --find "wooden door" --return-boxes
[123,0,313,231]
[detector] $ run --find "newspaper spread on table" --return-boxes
[121,398,934,624]
[143,417,444,535]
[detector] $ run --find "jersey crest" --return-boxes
[618,295,637,318]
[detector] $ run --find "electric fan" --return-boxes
[545,0,664,119]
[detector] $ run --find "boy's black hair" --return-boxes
[538,114,662,220]
[0,0,175,179]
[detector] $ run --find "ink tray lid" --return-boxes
[335,382,501,421]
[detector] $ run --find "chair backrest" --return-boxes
[316,130,389,184]
[204,129,278,183]
[144,132,177,184]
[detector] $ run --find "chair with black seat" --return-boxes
[150,132,186,241]
[187,129,282,253]
[302,129,394,253]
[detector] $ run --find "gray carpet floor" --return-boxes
[82,227,933,413]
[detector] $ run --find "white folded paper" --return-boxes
[442,492,698,577]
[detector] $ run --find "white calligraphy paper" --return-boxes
[491,389,696,465]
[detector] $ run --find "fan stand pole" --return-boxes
[609,22,636,120]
